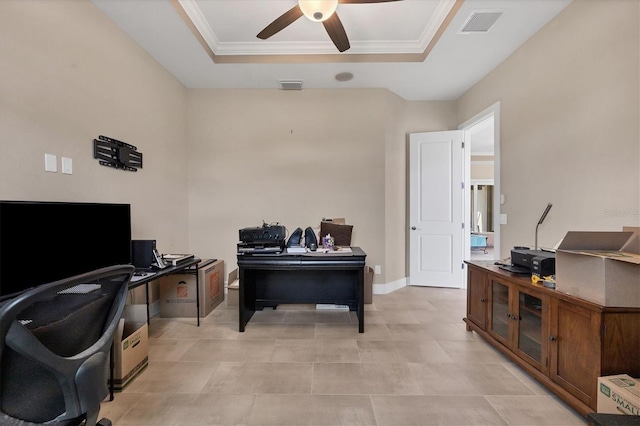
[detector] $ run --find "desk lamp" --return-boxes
[535,203,553,250]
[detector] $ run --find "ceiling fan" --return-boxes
[257,0,402,53]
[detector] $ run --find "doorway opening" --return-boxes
[470,182,494,260]
[460,103,501,265]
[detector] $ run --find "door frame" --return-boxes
[459,102,501,288]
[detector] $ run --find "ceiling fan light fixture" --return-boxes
[299,0,338,22]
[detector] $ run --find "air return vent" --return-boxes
[459,11,503,33]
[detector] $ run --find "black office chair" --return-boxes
[0,265,134,426]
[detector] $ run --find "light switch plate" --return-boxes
[61,157,73,174]
[500,214,508,225]
[44,153,57,172]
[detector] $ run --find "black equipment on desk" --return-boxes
[511,247,556,275]
[239,224,286,243]
[237,241,283,254]
[131,239,156,269]
[504,202,556,276]
[532,255,555,277]
[238,223,286,254]
[286,227,303,247]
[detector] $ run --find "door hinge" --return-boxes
[461,141,465,149]
[461,182,465,189]
[461,263,465,269]
[462,222,465,229]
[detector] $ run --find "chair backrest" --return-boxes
[0,264,134,425]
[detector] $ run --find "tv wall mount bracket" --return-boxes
[93,135,143,172]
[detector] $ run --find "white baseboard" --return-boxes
[372,276,407,295]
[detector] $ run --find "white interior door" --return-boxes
[409,131,464,288]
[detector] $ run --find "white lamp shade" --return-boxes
[299,0,339,22]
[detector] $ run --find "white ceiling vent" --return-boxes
[280,80,303,90]
[459,11,503,34]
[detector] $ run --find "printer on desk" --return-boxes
[507,202,556,277]
[511,247,556,276]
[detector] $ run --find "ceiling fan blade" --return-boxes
[323,13,350,52]
[338,0,402,3]
[257,5,304,39]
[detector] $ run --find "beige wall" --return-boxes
[0,0,190,252]
[471,160,495,181]
[458,0,640,256]
[186,89,456,283]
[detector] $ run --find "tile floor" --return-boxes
[100,286,587,425]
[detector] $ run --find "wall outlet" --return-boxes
[374,265,381,275]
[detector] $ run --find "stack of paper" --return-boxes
[286,247,307,253]
[162,254,194,266]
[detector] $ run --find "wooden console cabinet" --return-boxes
[464,261,640,417]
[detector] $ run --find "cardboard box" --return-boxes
[364,265,373,304]
[555,231,640,307]
[597,374,640,416]
[111,304,148,391]
[159,259,224,318]
[623,227,640,253]
[227,268,239,307]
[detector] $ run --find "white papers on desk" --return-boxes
[130,272,157,282]
[161,254,194,266]
[318,247,352,253]
[286,247,307,253]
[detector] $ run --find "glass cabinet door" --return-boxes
[517,292,543,363]
[490,281,509,341]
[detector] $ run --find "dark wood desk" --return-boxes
[237,247,367,333]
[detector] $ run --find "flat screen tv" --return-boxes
[0,200,131,298]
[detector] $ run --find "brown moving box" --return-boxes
[111,304,148,391]
[556,230,640,307]
[227,268,239,307]
[159,259,224,317]
[364,265,373,304]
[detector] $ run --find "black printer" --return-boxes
[511,247,556,276]
[505,202,556,276]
